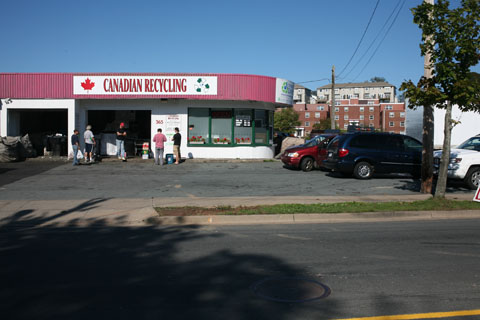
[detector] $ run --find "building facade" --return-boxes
[289,98,405,137]
[0,73,294,159]
[317,81,397,103]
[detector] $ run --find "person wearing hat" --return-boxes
[116,122,127,160]
[84,125,95,163]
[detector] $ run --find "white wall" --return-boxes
[406,104,480,148]
[405,105,423,142]
[434,105,480,148]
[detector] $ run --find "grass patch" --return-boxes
[155,198,480,216]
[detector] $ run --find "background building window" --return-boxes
[344,115,349,120]
[305,112,310,118]
[315,112,320,118]
[305,121,310,127]
[400,112,405,118]
[389,112,395,118]
[360,115,364,120]
[360,107,364,112]
[369,115,374,120]
[335,115,339,120]
[400,121,405,127]
[344,107,349,112]
[389,121,394,127]
[335,107,339,112]
[369,107,374,111]
[188,108,209,143]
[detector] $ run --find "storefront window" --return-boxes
[234,109,252,144]
[211,109,232,144]
[254,110,268,144]
[187,107,272,146]
[188,108,209,144]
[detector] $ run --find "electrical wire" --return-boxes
[296,78,330,84]
[337,0,381,78]
[338,0,403,82]
[351,0,406,82]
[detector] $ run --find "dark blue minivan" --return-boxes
[322,132,422,179]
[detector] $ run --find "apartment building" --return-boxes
[292,104,329,137]
[286,99,405,137]
[317,82,396,103]
[293,84,317,104]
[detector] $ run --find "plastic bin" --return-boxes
[166,153,174,164]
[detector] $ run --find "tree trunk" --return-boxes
[434,102,453,198]
[421,104,434,194]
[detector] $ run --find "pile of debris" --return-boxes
[0,134,36,162]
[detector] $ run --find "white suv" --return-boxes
[433,134,480,189]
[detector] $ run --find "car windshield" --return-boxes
[304,136,326,147]
[457,136,480,151]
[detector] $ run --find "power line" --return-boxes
[351,0,406,82]
[337,0,381,78]
[338,0,403,81]
[296,78,330,84]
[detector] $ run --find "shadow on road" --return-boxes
[0,201,341,320]
[0,160,65,187]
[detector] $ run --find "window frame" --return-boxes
[187,108,272,147]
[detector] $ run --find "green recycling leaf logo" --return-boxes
[195,78,211,93]
[281,81,289,94]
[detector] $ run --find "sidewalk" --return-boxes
[0,193,478,228]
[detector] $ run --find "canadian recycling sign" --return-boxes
[275,78,294,105]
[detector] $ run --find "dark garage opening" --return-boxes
[8,109,68,156]
[87,110,151,156]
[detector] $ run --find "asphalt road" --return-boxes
[0,159,473,200]
[1,219,479,319]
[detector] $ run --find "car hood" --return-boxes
[434,148,480,158]
[285,144,310,153]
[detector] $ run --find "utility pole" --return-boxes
[331,65,336,130]
[421,0,434,194]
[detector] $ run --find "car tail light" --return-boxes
[338,148,349,157]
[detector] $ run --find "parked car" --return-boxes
[281,134,338,172]
[322,132,422,179]
[433,134,480,189]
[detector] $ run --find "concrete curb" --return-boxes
[151,210,480,226]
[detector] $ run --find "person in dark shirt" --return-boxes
[172,127,181,164]
[116,122,127,160]
[71,129,80,166]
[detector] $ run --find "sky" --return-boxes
[0,0,477,93]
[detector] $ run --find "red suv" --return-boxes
[281,134,338,172]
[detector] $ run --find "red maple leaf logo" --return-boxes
[81,78,95,91]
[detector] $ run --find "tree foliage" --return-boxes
[274,107,300,134]
[401,0,480,112]
[370,76,386,83]
[312,118,332,131]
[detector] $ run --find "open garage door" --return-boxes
[8,109,68,156]
[87,110,151,156]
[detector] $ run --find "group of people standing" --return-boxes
[153,127,181,165]
[71,124,181,166]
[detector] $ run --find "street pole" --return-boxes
[422,0,434,194]
[331,65,336,130]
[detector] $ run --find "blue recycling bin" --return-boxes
[166,153,174,164]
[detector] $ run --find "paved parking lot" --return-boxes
[0,158,473,201]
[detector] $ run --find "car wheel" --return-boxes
[353,161,373,179]
[300,157,314,172]
[464,167,480,190]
